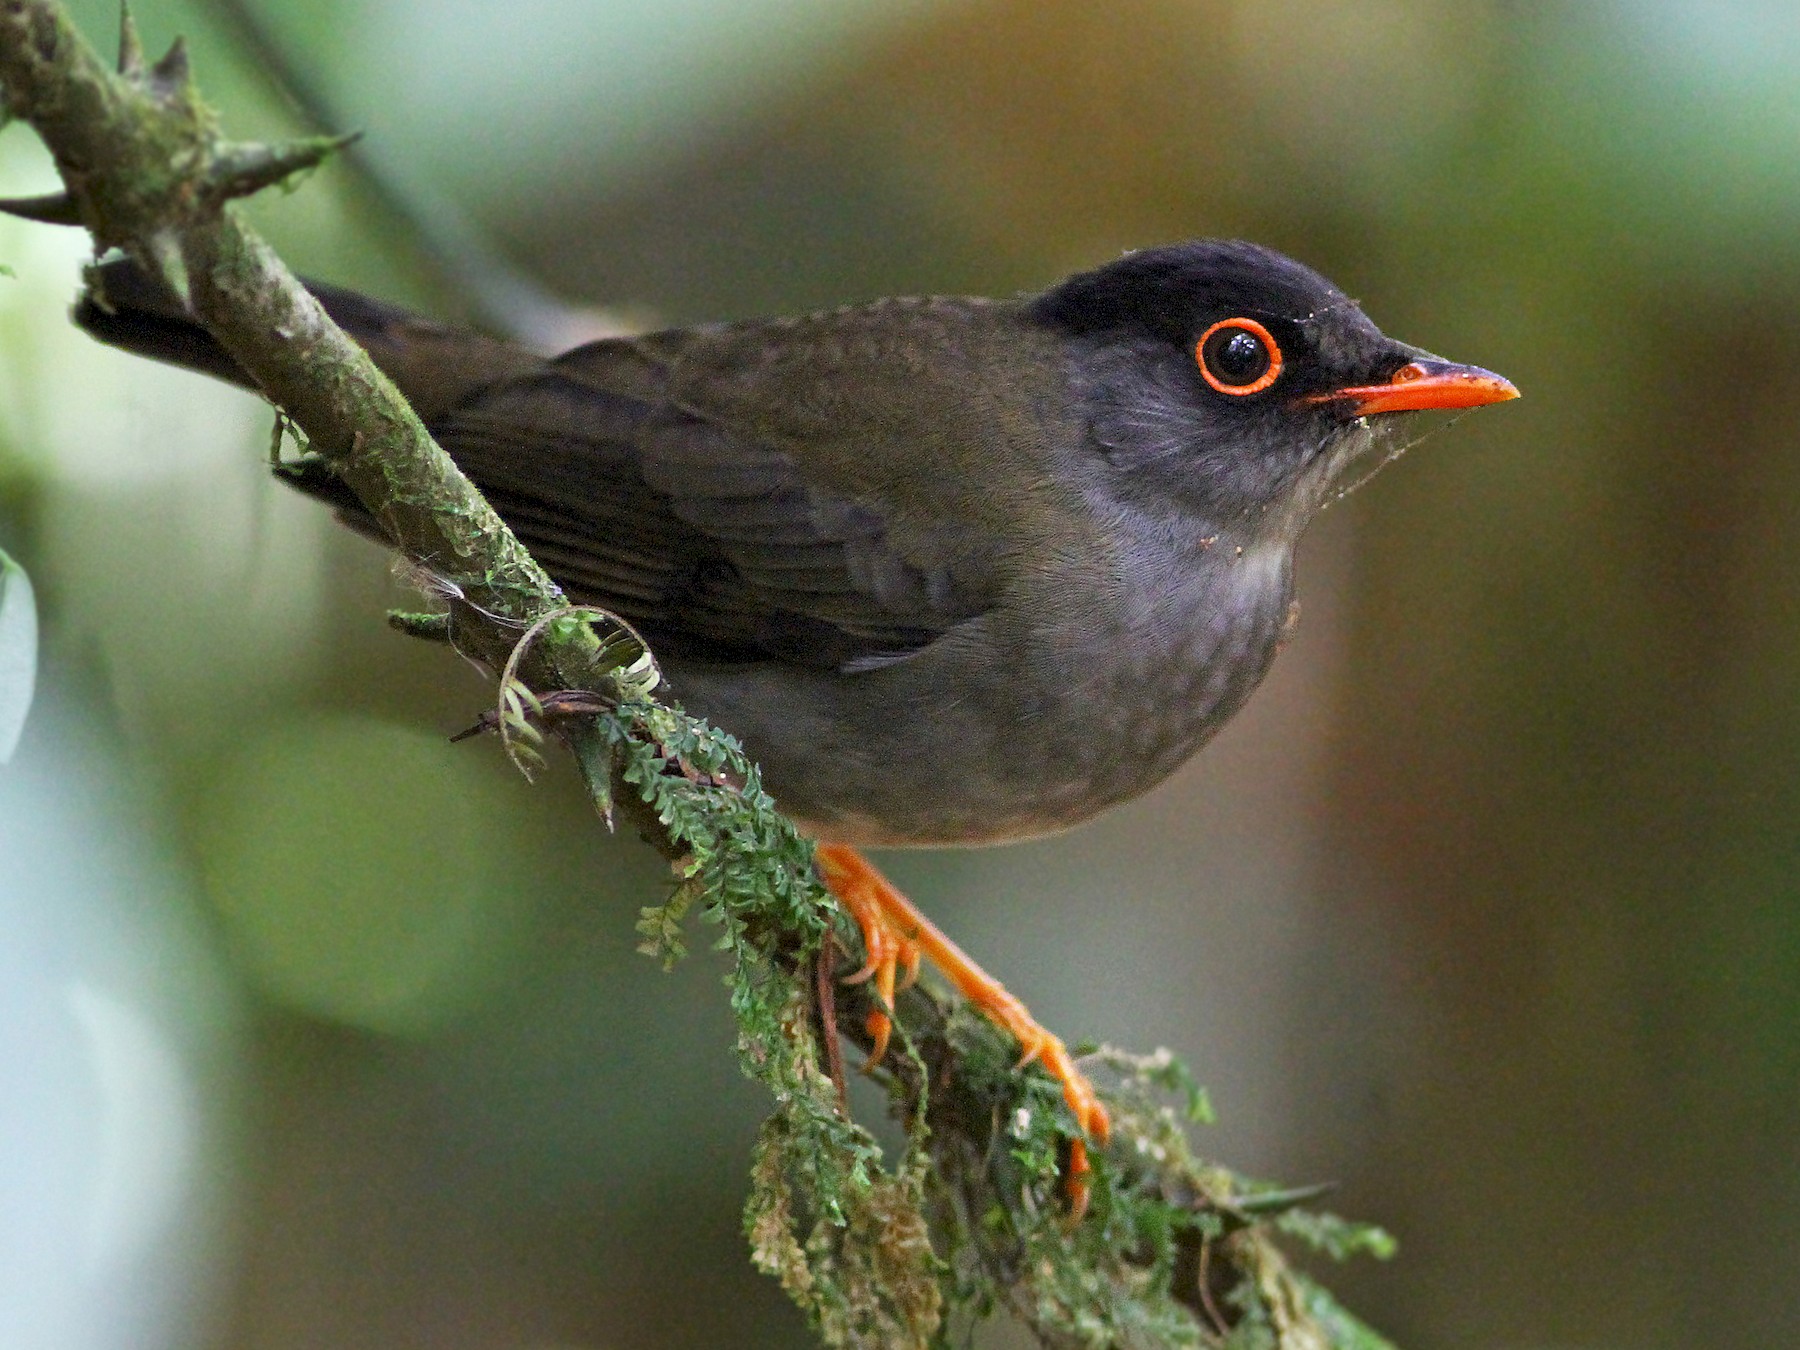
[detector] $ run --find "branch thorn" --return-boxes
[138,228,191,310]
[0,192,80,225]
[116,2,144,78]
[208,132,361,203]
[147,34,190,98]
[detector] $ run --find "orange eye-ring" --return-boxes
[1196,317,1283,396]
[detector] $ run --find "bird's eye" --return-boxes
[1196,318,1282,395]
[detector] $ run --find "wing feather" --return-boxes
[425,323,1005,669]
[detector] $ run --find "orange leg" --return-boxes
[816,844,1110,1214]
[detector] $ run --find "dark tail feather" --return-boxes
[75,259,259,390]
[74,256,548,421]
[75,256,544,540]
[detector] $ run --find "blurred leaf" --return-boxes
[0,547,37,762]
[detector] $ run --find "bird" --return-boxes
[74,239,1516,1206]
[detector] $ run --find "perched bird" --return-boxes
[75,240,1516,1202]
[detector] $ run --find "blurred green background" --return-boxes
[3,1,1798,1346]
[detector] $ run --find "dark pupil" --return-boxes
[1210,328,1268,384]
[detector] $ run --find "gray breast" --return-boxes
[665,537,1296,848]
[1032,539,1296,825]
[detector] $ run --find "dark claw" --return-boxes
[450,687,614,743]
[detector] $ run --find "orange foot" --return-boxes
[815,843,1110,1217]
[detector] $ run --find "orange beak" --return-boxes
[1315,357,1519,416]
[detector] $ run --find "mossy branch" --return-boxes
[0,5,1399,1346]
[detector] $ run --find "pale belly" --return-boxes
[669,544,1298,848]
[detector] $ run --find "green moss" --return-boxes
[581,690,1398,1349]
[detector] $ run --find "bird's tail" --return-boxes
[74,256,546,422]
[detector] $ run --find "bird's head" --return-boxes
[1029,239,1517,541]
